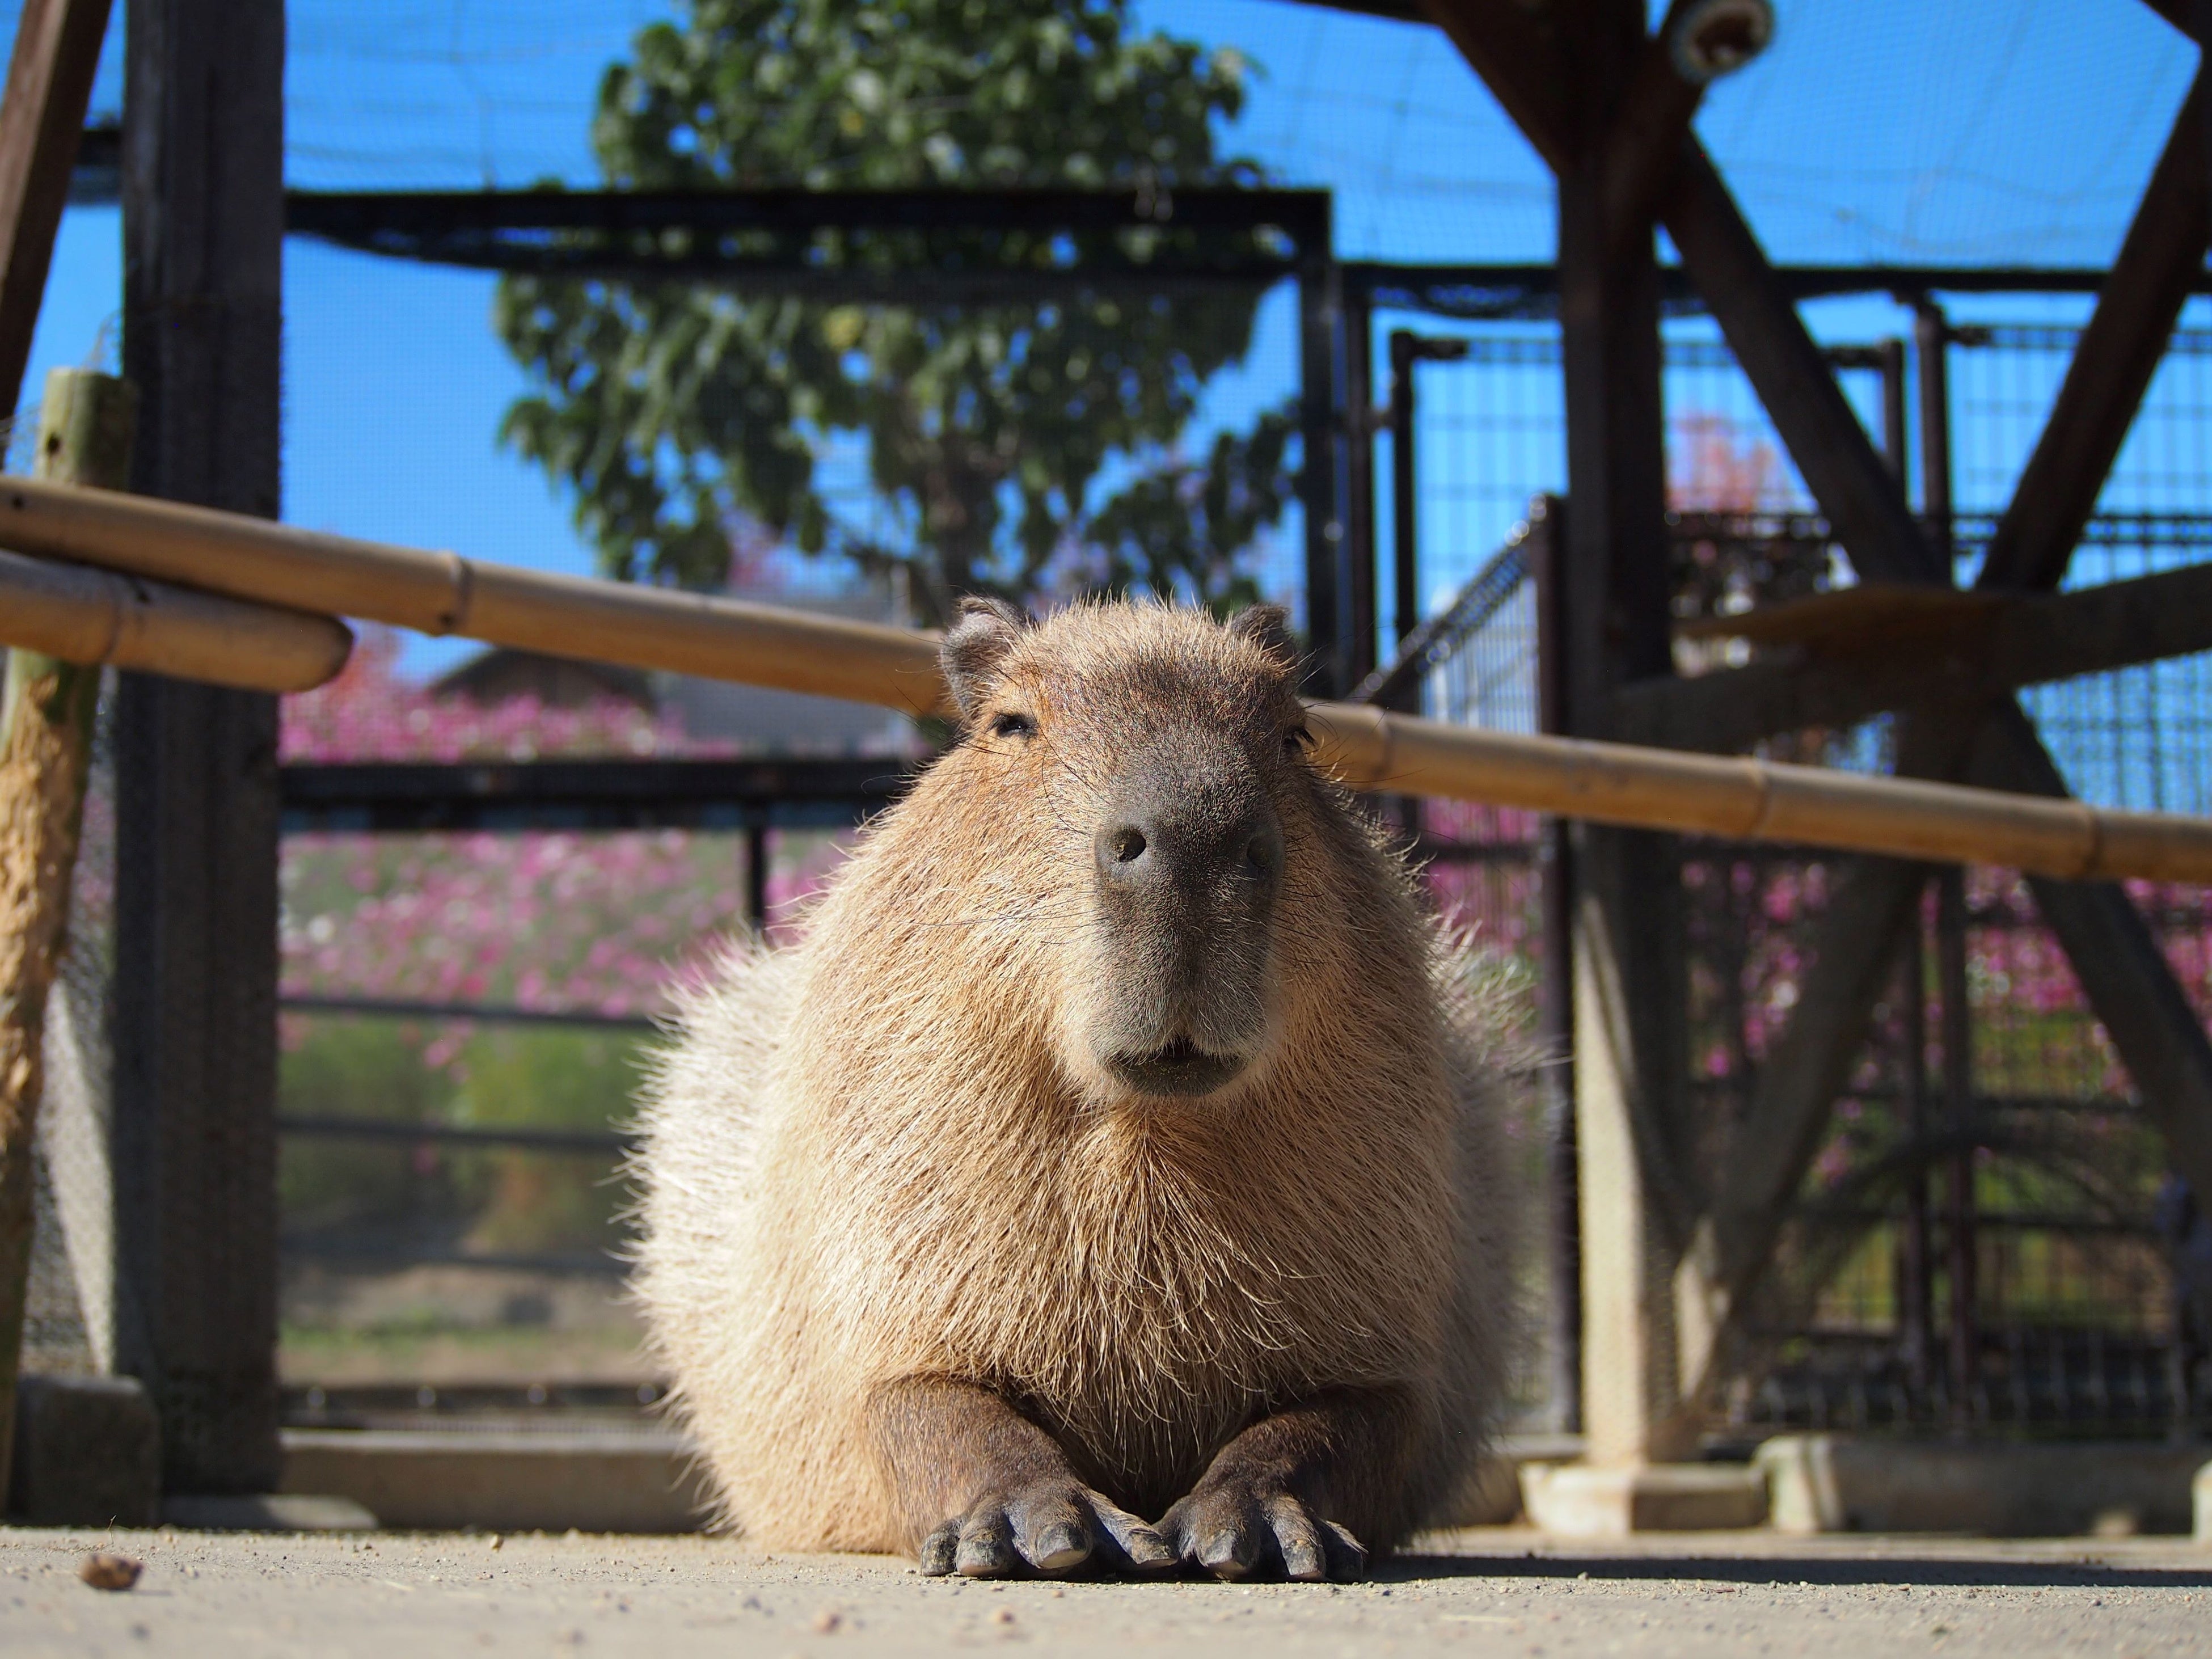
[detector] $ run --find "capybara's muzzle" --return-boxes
[1089,733,1282,1097]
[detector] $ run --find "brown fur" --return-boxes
[632,600,1517,1566]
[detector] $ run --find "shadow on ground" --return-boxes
[1384,1548,2212,1589]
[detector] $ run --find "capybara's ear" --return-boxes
[1226,602,1295,671]
[941,596,1030,723]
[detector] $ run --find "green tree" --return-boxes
[496,0,1296,623]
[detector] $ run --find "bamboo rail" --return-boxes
[0,474,944,711]
[0,546,353,691]
[2,473,2210,885]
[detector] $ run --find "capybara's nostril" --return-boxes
[1097,821,1155,883]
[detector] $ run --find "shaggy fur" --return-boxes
[631,601,1518,1555]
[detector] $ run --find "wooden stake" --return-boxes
[0,368,134,1499]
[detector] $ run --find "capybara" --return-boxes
[634,598,1516,1581]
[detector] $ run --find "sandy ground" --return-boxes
[7,1524,2211,1658]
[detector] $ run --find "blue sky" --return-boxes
[14,0,2205,677]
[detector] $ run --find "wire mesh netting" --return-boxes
[14,0,2212,1443]
[1394,305,2212,1435]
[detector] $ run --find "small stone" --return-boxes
[812,1608,843,1633]
[991,1607,1016,1626]
[488,1534,504,1551]
[80,1552,143,1592]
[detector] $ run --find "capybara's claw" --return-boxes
[919,1522,960,1576]
[1161,1482,1366,1584]
[925,1482,1170,1578]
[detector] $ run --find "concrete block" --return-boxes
[1759,1434,2207,1536]
[7,1374,161,1526]
[280,1428,712,1534]
[164,1493,379,1531]
[1519,1462,1767,1536]
[2195,1460,2212,1543]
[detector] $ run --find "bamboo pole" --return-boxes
[2,472,2212,886]
[0,474,947,713]
[0,369,131,1500]
[0,547,353,691]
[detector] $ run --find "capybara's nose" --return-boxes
[1093,798,1282,904]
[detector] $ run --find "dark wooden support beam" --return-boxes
[112,0,285,1496]
[1674,711,1982,1405]
[2139,0,2205,42]
[1618,557,2212,753]
[1429,0,2212,1421]
[1678,854,1928,1386]
[1413,0,1573,172]
[1662,142,1941,589]
[1598,1,1706,261]
[1974,75,2208,592]
[1554,0,1699,1466]
[0,0,116,410]
[1962,704,2212,1210]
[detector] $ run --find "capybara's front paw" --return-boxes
[918,1481,1175,1579]
[1158,1479,1367,1583]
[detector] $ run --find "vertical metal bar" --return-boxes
[1896,901,1934,1404]
[1937,867,1979,1424]
[1914,300,1954,571]
[1877,338,1908,485]
[746,823,770,935]
[111,0,286,1495]
[1390,330,1420,653]
[1298,224,1344,697]
[1531,497,1581,1434]
[1341,281,1377,688]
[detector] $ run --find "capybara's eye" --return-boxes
[989,711,1036,740]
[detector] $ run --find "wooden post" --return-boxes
[0,370,134,1501]
[111,0,285,1495]
[1556,0,1696,1467]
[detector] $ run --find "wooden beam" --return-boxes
[2137,0,2205,43]
[0,0,116,411]
[1675,852,1929,1397]
[1598,2,1706,261]
[1661,141,1942,589]
[1554,0,1699,1468]
[1964,704,2212,1210]
[1413,0,1573,173]
[1672,708,1987,1407]
[1620,558,2212,753]
[1641,83,2212,1408]
[1974,75,2209,592]
[112,0,286,1496]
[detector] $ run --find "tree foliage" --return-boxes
[496,0,1297,623]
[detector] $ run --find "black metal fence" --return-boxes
[1384,311,2212,1436]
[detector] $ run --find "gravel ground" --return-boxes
[7,1523,2211,1658]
